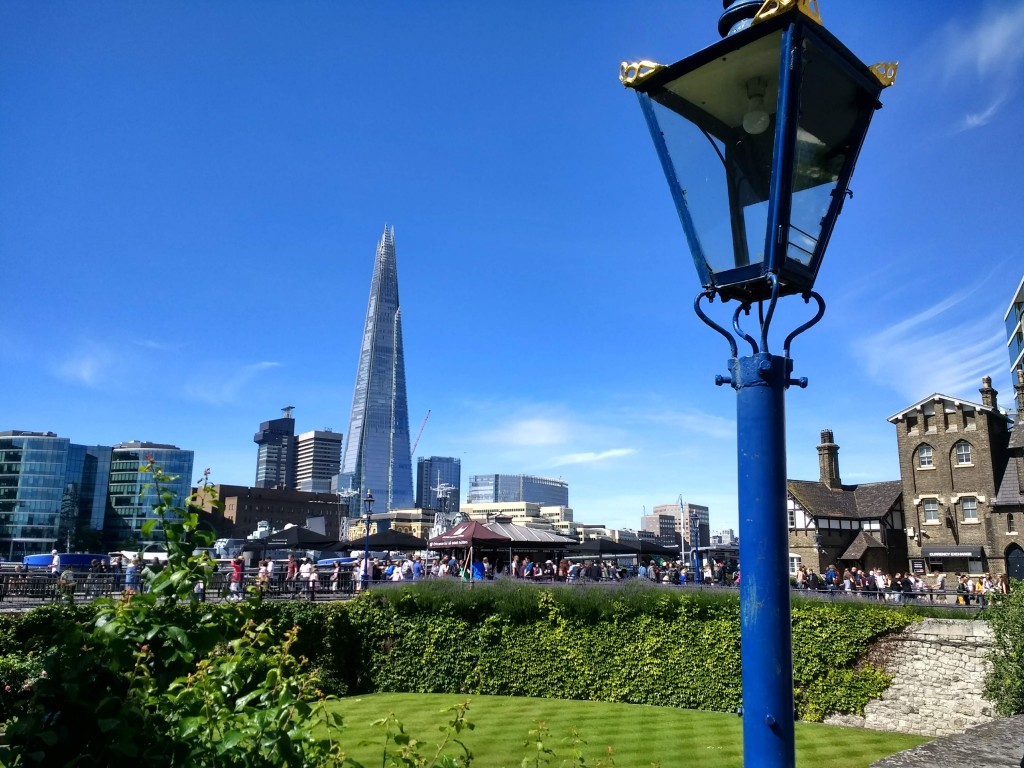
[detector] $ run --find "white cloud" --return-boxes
[852,284,1007,401]
[550,447,637,466]
[939,4,1024,132]
[479,416,571,447]
[53,343,114,388]
[185,361,281,405]
[943,4,1024,81]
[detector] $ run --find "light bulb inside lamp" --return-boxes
[742,77,770,135]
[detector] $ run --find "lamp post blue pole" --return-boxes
[619,4,892,764]
[727,352,795,765]
[691,511,700,583]
[362,489,374,589]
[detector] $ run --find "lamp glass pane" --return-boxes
[648,30,783,280]
[647,98,735,277]
[787,36,865,267]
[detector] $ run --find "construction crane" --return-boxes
[411,409,431,456]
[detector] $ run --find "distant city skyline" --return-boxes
[3,4,1022,532]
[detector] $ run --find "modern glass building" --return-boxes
[416,456,461,512]
[468,474,569,506]
[0,431,112,558]
[339,226,414,511]
[254,408,297,489]
[105,442,194,546]
[1006,274,1024,378]
[0,431,69,558]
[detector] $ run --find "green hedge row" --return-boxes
[0,583,919,724]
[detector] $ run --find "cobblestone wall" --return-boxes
[825,618,994,737]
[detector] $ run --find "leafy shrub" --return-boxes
[984,580,1024,715]
[2,464,344,767]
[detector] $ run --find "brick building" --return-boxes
[193,484,343,540]
[888,375,1024,578]
[787,430,906,576]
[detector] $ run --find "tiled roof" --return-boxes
[839,531,886,560]
[993,456,1024,507]
[787,479,902,520]
[1008,423,1024,451]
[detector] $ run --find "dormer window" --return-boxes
[917,444,934,468]
[954,441,973,466]
[963,408,976,430]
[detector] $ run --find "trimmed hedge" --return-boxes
[0,582,919,724]
[337,582,913,720]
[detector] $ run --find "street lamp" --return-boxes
[362,489,375,588]
[691,511,701,583]
[620,3,894,766]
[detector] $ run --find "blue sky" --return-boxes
[2,1,1022,533]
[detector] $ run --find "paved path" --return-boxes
[872,715,1024,768]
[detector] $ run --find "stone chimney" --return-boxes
[817,429,842,489]
[980,376,998,409]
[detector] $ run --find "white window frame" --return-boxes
[954,441,972,466]
[923,498,939,524]
[962,496,978,522]
[918,445,934,468]
[788,554,802,575]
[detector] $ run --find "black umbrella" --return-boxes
[569,537,641,556]
[638,541,681,558]
[331,529,428,552]
[259,526,336,549]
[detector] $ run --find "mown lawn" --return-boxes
[328,693,929,767]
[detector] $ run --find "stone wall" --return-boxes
[826,618,994,737]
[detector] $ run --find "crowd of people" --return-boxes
[350,553,737,589]
[793,564,1012,605]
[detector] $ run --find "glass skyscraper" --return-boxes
[339,226,414,511]
[254,408,297,489]
[0,431,112,558]
[105,442,194,546]
[416,456,461,512]
[468,474,569,506]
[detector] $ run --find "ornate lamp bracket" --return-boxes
[693,279,825,389]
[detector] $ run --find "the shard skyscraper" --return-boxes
[339,226,414,511]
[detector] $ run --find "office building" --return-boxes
[641,511,679,545]
[468,474,569,506]
[1006,274,1024,378]
[416,456,461,514]
[253,407,296,489]
[0,431,112,558]
[193,484,343,540]
[295,429,342,493]
[105,441,194,546]
[680,502,710,550]
[339,226,414,510]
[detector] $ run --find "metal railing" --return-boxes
[0,569,358,610]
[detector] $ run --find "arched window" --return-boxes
[954,441,973,466]
[917,444,934,468]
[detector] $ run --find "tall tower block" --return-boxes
[339,226,414,510]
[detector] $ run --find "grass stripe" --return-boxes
[327,693,929,767]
